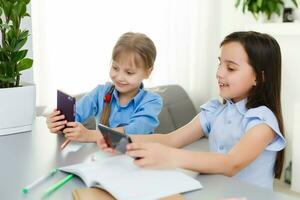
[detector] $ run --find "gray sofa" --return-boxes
[148,84,197,133]
[79,84,208,150]
[79,85,196,132]
[148,85,208,151]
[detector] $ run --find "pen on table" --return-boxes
[22,168,58,194]
[60,139,70,150]
[43,174,74,197]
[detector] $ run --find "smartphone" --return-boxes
[98,123,132,153]
[57,90,76,130]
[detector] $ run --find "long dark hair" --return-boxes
[221,31,284,179]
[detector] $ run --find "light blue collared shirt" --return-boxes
[199,99,285,189]
[75,82,162,134]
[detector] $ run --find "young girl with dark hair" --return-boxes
[99,31,285,189]
[46,32,162,142]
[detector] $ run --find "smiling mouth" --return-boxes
[116,82,128,87]
[218,82,229,87]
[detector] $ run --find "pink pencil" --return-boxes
[60,139,70,150]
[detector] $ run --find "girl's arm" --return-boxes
[127,123,276,176]
[131,115,205,148]
[97,115,205,152]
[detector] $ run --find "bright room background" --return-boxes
[31,0,221,111]
[28,0,300,192]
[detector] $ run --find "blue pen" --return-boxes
[22,168,58,194]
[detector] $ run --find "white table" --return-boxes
[1,117,299,200]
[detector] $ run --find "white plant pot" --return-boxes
[0,83,36,135]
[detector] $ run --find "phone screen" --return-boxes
[98,123,132,153]
[57,90,76,124]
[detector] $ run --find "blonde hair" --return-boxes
[112,32,156,69]
[100,32,156,126]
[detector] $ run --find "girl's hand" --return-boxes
[46,109,67,133]
[96,136,117,154]
[126,142,178,169]
[63,122,96,142]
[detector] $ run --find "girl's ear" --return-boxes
[253,80,257,86]
[145,66,153,78]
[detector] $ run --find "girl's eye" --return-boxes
[127,71,134,75]
[112,66,118,70]
[226,64,235,71]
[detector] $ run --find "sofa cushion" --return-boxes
[148,85,197,133]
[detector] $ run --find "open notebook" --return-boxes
[60,155,202,200]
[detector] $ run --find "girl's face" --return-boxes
[110,51,152,96]
[217,42,257,102]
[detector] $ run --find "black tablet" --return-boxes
[57,90,76,124]
[98,124,132,153]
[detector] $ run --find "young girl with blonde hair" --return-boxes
[47,32,162,142]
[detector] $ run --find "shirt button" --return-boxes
[219,146,224,150]
[227,120,231,124]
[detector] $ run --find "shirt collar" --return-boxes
[226,98,248,115]
[112,83,145,107]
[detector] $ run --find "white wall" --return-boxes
[31,0,222,111]
[292,104,300,192]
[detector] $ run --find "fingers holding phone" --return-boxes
[126,142,178,169]
[46,109,67,133]
[96,135,117,154]
[63,122,90,142]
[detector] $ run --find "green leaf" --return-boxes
[0,0,32,85]
[12,49,27,62]
[1,23,10,30]
[0,75,15,84]
[251,3,258,13]
[242,1,247,13]
[2,1,13,20]
[258,0,264,8]
[17,58,33,71]
[14,38,27,51]
[19,30,29,39]
[22,0,31,5]
[10,37,17,49]
[274,4,281,16]
[16,1,26,17]
[235,0,241,7]
[291,0,298,7]
[0,50,9,62]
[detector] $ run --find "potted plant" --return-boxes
[235,0,298,21]
[0,0,35,135]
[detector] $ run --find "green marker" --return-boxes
[22,168,58,194]
[43,174,74,197]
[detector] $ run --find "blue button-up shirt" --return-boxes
[75,82,162,134]
[199,99,285,189]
